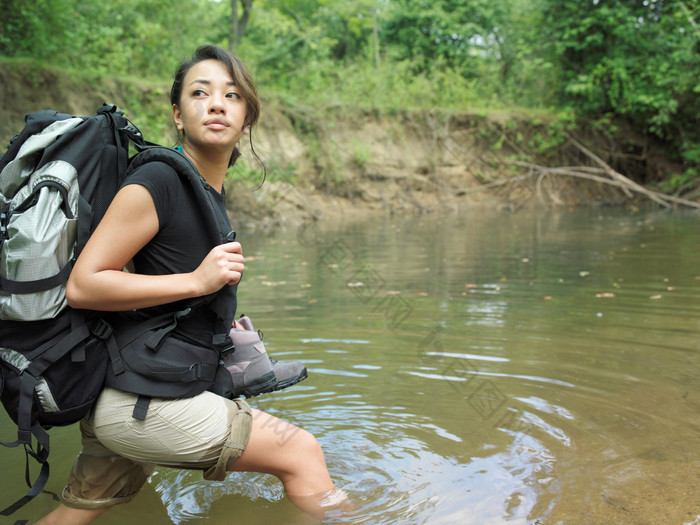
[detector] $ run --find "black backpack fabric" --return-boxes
[0,104,136,516]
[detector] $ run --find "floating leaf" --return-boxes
[261,280,287,287]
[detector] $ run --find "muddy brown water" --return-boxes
[2,207,700,524]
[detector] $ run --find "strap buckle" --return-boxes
[0,211,8,240]
[90,318,113,340]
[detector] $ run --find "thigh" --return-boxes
[92,387,251,470]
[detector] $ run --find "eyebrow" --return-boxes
[189,79,237,86]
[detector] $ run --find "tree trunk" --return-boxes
[229,0,254,51]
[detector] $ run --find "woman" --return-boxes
[37,45,347,524]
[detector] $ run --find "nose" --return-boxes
[209,93,226,114]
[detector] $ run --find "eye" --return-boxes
[192,89,207,97]
[227,91,241,100]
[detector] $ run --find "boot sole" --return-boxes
[239,371,277,398]
[272,367,308,391]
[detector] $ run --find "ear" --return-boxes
[172,104,184,131]
[243,126,250,135]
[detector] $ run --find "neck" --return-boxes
[181,143,230,193]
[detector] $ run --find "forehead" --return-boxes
[185,59,234,85]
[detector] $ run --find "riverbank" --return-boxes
[2,59,697,226]
[227,103,699,227]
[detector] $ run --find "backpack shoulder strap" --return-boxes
[128,145,235,245]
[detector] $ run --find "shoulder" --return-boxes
[123,160,190,224]
[126,160,180,188]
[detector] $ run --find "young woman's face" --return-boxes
[173,59,248,153]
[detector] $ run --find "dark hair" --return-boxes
[171,44,263,173]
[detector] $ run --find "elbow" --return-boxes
[65,276,90,310]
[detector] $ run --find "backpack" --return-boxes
[0,104,136,516]
[0,105,237,517]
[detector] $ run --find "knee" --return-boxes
[295,429,326,464]
[281,429,333,495]
[282,428,326,477]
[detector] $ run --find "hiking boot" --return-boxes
[223,327,277,398]
[229,314,308,395]
[269,357,308,389]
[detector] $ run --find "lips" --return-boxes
[205,118,229,129]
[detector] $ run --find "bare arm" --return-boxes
[66,184,244,311]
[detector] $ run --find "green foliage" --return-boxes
[0,0,228,78]
[0,0,74,58]
[541,1,700,135]
[227,158,266,186]
[351,139,372,169]
[659,167,699,194]
[1,0,699,188]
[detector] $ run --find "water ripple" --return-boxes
[405,369,576,388]
[426,351,510,362]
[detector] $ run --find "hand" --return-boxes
[192,241,245,294]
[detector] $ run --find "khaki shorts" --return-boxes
[61,387,252,509]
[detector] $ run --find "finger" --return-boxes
[220,241,242,254]
[227,253,245,264]
[228,260,245,271]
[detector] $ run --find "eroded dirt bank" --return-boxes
[2,60,692,228]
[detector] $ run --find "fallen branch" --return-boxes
[565,134,636,199]
[502,148,700,209]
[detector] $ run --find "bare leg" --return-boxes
[35,504,109,525]
[36,408,348,523]
[230,408,348,519]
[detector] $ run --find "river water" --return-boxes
[2,207,700,524]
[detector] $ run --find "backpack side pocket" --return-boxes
[0,160,79,321]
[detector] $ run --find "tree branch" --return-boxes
[504,160,700,209]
